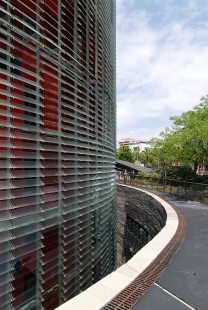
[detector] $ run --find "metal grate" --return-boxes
[122,215,149,262]
[102,195,187,310]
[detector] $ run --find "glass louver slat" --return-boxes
[0,0,116,308]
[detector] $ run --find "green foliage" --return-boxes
[116,145,134,163]
[136,171,159,185]
[132,147,140,163]
[151,172,159,178]
[137,171,149,178]
[156,165,208,183]
[139,149,150,167]
[158,166,195,181]
[149,96,208,175]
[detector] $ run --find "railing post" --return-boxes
[202,184,204,203]
[193,183,195,201]
[163,179,166,192]
[184,181,186,199]
[119,175,208,204]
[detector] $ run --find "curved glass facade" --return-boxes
[0,0,116,309]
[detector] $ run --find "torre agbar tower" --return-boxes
[0,0,116,309]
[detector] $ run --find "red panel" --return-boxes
[0,39,7,49]
[42,289,59,309]
[44,0,58,16]
[11,0,36,19]
[42,274,58,292]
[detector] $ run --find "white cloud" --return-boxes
[116,0,208,144]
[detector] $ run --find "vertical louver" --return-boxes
[0,0,116,309]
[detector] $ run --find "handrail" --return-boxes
[116,175,208,204]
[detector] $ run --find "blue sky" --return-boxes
[116,0,208,145]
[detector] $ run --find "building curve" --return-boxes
[0,0,116,309]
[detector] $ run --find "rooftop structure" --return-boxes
[116,159,154,175]
[119,138,151,152]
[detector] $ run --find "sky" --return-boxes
[116,0,208,145]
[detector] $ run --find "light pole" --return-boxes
[136,142,140,164]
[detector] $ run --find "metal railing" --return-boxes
[117,175,208,204]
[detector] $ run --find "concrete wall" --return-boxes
[117,185,167,265]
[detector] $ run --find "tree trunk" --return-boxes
[193,162,198,174]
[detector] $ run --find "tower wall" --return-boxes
[0,0,116,309]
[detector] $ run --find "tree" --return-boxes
[132,146,140,163]
[116,146,134,163]
[136,147,158,168]
[149,129,183,175]
[140,149,151,167]
[149,96,208,175]
[170,97,208,173]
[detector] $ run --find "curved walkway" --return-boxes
[132,192,208,310]
[102,187,185,310]
[55,186,208,310]
[56,186,179,310]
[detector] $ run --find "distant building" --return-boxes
[119,138,151,152]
